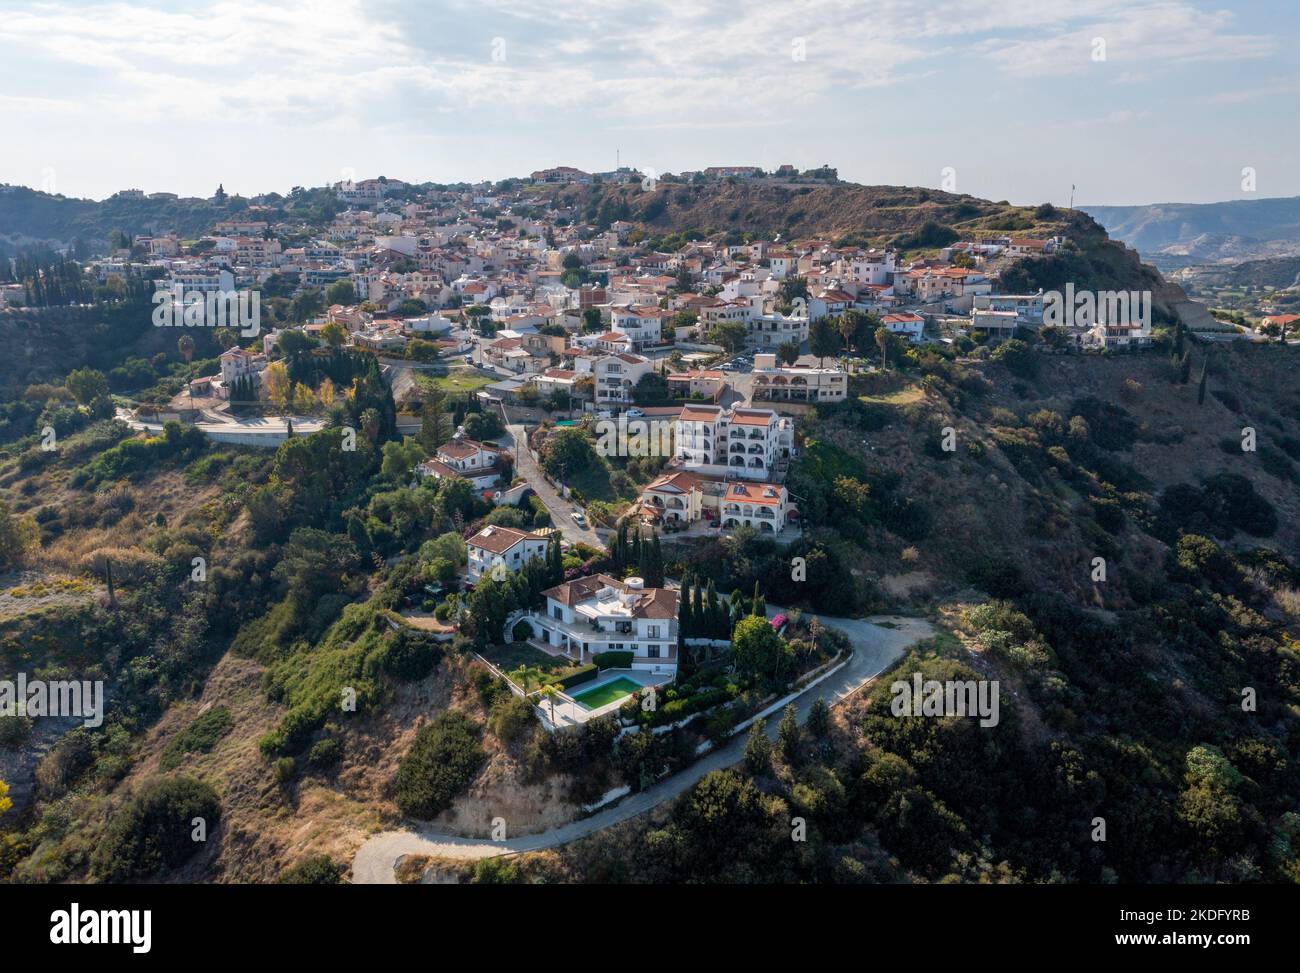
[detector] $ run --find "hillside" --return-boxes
[557,179,1076,247]
[4,337,1299,885]
[425,343,1300,884]
[1085,195,1300,267]
[0,184,350,255]
[554,179,1197,324]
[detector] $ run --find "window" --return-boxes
[648,645,660,658]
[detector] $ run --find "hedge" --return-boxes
[592,650,633,670]
[647,686,734,727]
[559,664,598,690]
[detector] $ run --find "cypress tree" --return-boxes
[705,580,721,638]
[677,574,691,645]
[547,537,563,586]
[692,581,704,638]
[652,535,663,586]
[751,580,762,615]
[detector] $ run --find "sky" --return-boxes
[1,0,1297,206]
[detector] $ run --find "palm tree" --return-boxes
[838,314,857,355]
[511,664,542,695]
[875,326,890,371]
[543,683,565,723]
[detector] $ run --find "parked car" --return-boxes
[624,407,645,418]
[570,511,588,527]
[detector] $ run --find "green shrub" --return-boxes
[559,664,598,690]
[159,706,232,771]
[382,628,442,681]
[489,695,537,743]
[91,776,221,881]
[649,687,733,727]
[279,855,343,884]
[308,737,343,769]
[512,619,534,642]
[274,757,296,783]
[0,714,32,749]
[393,711,486,818]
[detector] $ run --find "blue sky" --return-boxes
[1,0,1297,205]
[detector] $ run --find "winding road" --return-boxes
[350,613,932,883]
[500,419,604,547]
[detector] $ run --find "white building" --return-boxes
[750,353,847,402]
[637,470,793,533]
[574,351,653,405]
[524,575,679,674]
[466,525,550,582]
[881,312,926,344]
[217,347,264,398]
[610,305,664,348]
[847,249,896,285]
[971,293,1045,326]
[415,434,505,488]
[747,311,809,349]
[673,404,793,481]
[1082,321,1153,350]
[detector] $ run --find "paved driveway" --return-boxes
[350,613,931,882]
[501,420,603,547]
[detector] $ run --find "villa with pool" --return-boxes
[522,574,680,676]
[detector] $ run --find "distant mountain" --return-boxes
[1084,196,1300,267]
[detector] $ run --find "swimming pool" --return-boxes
[571,676,642,710]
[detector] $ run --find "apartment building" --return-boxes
[638,471,793,532]
[971,293,1045,326]
[610,305,664,347]
[750,353,847,402]
[673,404,793,481]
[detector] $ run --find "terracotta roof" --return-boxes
[437,438,498,460]
[468,524,543,555]
[729,408,777,427]
[679,404,723,422]
[540,573,678,618]
[722,481,786,506]
[643,471,706,495]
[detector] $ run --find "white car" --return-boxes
[570,511,588,527]
[624,408,645,418]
